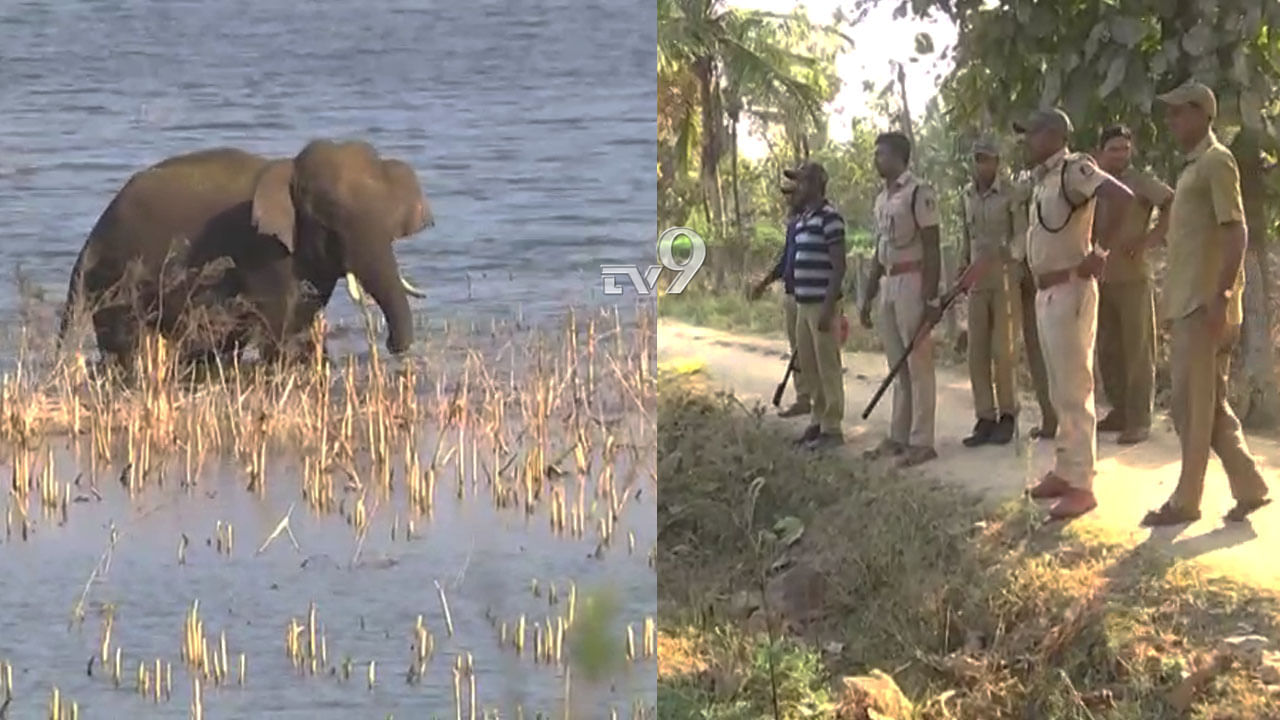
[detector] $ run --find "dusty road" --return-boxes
[659,319,1280,591]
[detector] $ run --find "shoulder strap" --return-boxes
[911,184,922,231]
[1059,156,1085,212]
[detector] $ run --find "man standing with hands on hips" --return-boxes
[1016,109,1133,520]
[1140,82,1271,526]
[859,132,943,468]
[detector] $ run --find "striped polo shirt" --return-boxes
[791,199,846,303]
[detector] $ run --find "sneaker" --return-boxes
[1096,411,1125,433]
[778,399,812,418]
[961,419,995,448]
[988,414,1015,445]
[793,424,821,446]
[806,432,845,451]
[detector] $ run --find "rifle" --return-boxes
[773,314,849,407]
[860,256,993,420]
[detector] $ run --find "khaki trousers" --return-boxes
[794,301,844,434]
[1035,275,1097,489]
[782,294,812,403]
[1097,278,1156,430]
[1019,269,1055,429]
[967,280,1017,420]
[1168,312,1268,510]
[877,273,935,448]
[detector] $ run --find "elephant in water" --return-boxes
[58,139,431,373]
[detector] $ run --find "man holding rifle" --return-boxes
[859,132,943,468]
[1015,109,1133,521]
[750,176,812,418]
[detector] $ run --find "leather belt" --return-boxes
[1035,268,1074,291]
[888,260,922,276]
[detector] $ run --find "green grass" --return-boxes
[657,285,786,338]
[657,362,1280,719]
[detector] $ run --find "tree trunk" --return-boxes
[1230,129,1280,428]
[895,62,915,147]
[730,117,746,278]
[694,55,725,245]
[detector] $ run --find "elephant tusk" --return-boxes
[400,273,427,299]
[345,272,369,305]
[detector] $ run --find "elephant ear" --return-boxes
[251,160,296,253]
[383,159,434,237]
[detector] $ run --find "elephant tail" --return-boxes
[56,240,91,355]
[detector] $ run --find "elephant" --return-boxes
[57,139,432,375]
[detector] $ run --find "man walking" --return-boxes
[959,137,1025,447]
[1016,109,1133,520]
[1093,124,1173,445]
[750,181,811,418]
[859,132,942,468]
[1141,82,1271,526]
[784,161,848,451]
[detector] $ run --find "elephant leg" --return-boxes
[92,305,142,380]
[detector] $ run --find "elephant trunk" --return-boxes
[346,240,413,355]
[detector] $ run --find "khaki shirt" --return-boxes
[1097,166,1174,283]
[874,171,940,268]
[961,177,1027,291]
[1164,131,1246,325]
[1026,148,1105,278]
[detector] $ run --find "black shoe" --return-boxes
[1141,502,1201,528]
[988,414,1015,445]
[794,424,821,445]
[962,419,995,448]
[1096,411,1125,433]
[806,432,846,451]
[1225,497,1271,522]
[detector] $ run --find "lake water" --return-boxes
[0,0,657,337]
[0,1,657,717]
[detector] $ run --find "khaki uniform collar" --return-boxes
[1183,131,1216,164]
[968,177,1002,198]
[1033,147,1069,182]
[887,170,915,191]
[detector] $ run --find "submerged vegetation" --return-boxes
[0,294,658,718]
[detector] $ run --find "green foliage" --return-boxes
[657,368,1280,719]
[922,0,1280,176]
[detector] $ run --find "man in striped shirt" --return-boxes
[750,182,812,417]
[783,161,848,450]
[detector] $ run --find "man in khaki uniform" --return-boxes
[859,131,942,468]
[1015,109,1133,520]
[1093,124,1174,445]
[1141,82,1271,526]
[959,137,1026,447]
[1011,177,1058,440]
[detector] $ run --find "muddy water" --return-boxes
[0,314,657,718]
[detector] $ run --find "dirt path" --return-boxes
[659,320,1280,592]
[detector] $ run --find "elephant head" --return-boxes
[250,139,432,354]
